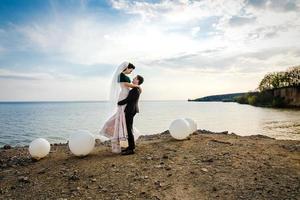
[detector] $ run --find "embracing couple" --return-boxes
[99,62,144,155]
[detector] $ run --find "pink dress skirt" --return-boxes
[100,87,129,153]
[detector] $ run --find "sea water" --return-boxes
[0,101,299,147]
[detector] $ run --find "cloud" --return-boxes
[0,69,55,80]
[0,68,111,101]
[247,0,267,8]
[229,16,256,26]
[14,16,204,66]
[110,0,246,23]
[0,68,93,81]
[0,0,300,100]
[247,0,299,12]
[110,0,179,20]
[145,47,300,74]
[0,75,111,101]
[246,24,290,40]
[7,0,299,69]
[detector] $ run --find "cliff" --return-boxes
[273,86,300,107]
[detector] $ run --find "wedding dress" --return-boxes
[100,84,129,153]
[99,62,131,153]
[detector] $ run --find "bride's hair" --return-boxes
[123,62,135,71]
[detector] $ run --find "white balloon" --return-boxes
[29,138,51,159]
[68,130,95,156]
[185,118,197,134]
[169,119,190,140]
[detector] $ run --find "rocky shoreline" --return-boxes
[1,130,300,199]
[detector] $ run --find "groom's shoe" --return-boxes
[121,149,134,155]
[121,147,129,152]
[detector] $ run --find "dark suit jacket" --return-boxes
[118,87,141,115]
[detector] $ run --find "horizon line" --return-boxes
[0,100,190,103]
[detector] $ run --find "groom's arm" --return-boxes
[118,89,139,105]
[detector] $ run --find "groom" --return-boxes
[118,75,144,155]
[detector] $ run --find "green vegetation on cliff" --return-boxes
[235,66,300,108]
[234,91,285,107]
[258,66,300,91]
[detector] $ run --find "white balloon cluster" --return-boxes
[29,138,51,160]
[169,118,197,140]
[28,130,96,159]
[185,118,197,133]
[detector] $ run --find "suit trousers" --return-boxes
[125,112,136,150]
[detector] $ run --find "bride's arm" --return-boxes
[123,82,140,88]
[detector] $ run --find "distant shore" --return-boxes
[190,86,300,108]
[1,130,300,199]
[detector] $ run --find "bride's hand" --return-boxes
[123,82,139,89]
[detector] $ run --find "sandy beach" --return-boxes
[0,130,300,200]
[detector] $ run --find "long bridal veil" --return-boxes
[97,62,129,139]
[108,61,129,113]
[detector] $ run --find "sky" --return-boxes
[0,0,300,101]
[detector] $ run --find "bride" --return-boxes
[100,62,140,153]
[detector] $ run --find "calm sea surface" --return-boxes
[0,101,299,147]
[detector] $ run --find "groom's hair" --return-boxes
[137,75,144,85]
